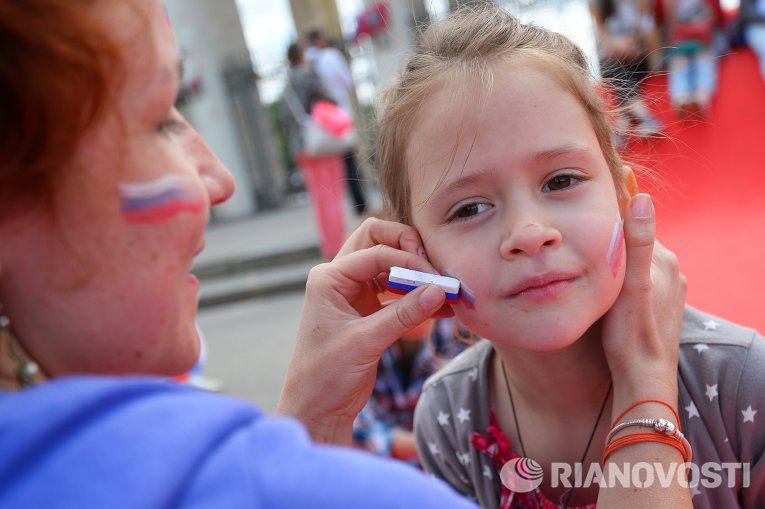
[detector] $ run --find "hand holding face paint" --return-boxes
[278,217,451,445]
[600,194,687,409]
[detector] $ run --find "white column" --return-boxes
[166,0,256,219]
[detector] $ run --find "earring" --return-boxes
[0,304,40,388]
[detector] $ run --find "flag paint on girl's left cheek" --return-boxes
[119,175,205,224]
[607,214,624,277]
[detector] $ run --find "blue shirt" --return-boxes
[0,376,477,508]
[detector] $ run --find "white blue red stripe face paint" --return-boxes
[607,214,624,277]
[388,267,460,302]
[118,175,205,224]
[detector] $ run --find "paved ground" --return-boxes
[197,290,305,413]
[193,187,383,413]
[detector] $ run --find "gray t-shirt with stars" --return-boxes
[414,306,765,508]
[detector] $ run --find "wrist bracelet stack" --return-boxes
[603,399,692,464]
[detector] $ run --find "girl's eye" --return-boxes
[543,174,582,192]
[448,202,491,222]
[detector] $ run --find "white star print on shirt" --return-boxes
[457,407,471,423]
[428,442,440,456]
[742,405,758,423]
[705,384,718,402]
[703,320,719,331]
[457,452,471,466]
[693,344,710,354]
[483,465,493,479]
[437,411,450,426]
[686,401,700,419]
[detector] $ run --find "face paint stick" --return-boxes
[119,175,205,224]
[388,267,460,302]
[607,213,625,277]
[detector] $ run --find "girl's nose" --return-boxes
[499,211,562,259]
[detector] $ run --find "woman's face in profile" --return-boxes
[0,0,234,377]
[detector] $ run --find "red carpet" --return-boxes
[628,49,765,333]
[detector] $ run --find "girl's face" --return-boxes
[0,0,234,376]
[406,61,629,351]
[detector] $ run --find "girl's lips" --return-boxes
[508,278,577,303]
[507,272,579,302]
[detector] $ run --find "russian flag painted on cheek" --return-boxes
[118,175,205,224]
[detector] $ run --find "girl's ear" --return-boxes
[617,165,639,214]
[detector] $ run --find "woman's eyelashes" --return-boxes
[542,172,586,192]
[157,108,186,136]
[158,118,185,136]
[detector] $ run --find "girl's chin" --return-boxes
[477,324,597,352]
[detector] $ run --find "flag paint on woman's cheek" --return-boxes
[119,175,205,224]
[607,214,624,278]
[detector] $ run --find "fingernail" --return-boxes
[631,194,654,219]
[417,246,427,258]
[419,285,442,309]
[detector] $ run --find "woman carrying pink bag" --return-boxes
[281,43,349,260]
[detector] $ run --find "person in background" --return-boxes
[281,42,347,260]
[656,0,724,118]
[591,0,663,142]
[306,29,368,216]
[739,0,765,81]
[352,316,438,463]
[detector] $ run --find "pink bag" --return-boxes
[311,101,354,136]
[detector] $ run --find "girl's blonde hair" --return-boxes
[377,6,628,224]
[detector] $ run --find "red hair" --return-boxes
[0,1,122,214]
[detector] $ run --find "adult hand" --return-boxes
[598,193,691,507]
[601,193,687,406]
[277,218,449,445]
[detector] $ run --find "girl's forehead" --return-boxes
[404,65,611,206]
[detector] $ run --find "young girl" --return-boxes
[375,7,764,509]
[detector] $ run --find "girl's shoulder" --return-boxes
[676,306,765,507]
[677,304,763,396]
[679,305,761,350]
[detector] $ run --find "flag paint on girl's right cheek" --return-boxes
[118,175,205,224]
[607,214,624,277]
